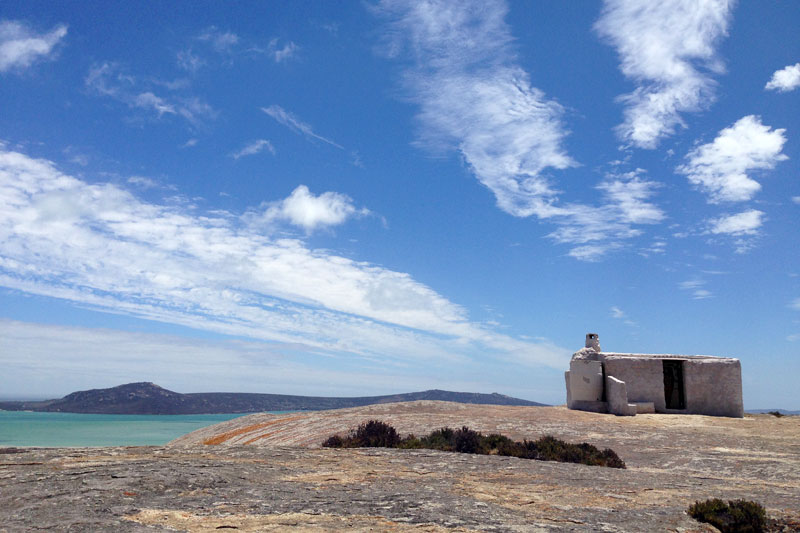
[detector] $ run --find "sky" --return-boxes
[0,1,798,409]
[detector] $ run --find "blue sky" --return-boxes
[1,1,798,408]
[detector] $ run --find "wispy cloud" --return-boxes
[176,49,204,72]
[791,298,800,311]
[374,0,664,261]
[678,116,787,203]
[85,62,217,126]
[262,105,343,148]
[595,0,733,148]
[231,139,275,160]
[610,306,636,326]
[127,176,176,191]
[679,278,713,300]
[792,196,800,205]
[0,20,67,73]
[267,39,298,63]
[765,63,800,92]
[245,185,368,233]
[0,148,568,371]
[198,27,239,53]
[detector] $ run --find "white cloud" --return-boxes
[198,27,239,53]
[789,298,800,311]
[708,209,764,236]
[595,0,733,148]
[679,279,713,299]
[0,318,565,401]
[765,63,800,92]
[134,92,176,117]
[231,139,275,159]
[375,0,664,261]
[268,39,298,63]
[86,63,216,126]
[375,0,574,216]
[262,105,343,149]
[177,49,204,72]
[678,116,788,203]
[610,306,637,326]
[0,20,67,73]
[0,148,569,372]
[793,196,800,205]
[247,185,367,233]
[181,138,198,148]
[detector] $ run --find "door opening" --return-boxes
[663,360,685,410]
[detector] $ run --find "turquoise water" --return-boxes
[0,411,262,447]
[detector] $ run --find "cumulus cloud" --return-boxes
[86,62,216,126]
[262,105,343,148]
[231,139,275,159]
[765,63,800,92]
[595,0,733,148]
[707,209,764,236]
[374,0,664,261]
[0,20,67,73]
[678,116,788,203]
[246,185,368,233]
[0,148,568,371]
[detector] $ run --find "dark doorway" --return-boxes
[663,360,685,409]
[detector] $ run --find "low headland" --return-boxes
[0,382,544,415]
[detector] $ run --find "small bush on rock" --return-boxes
[322,420,625,468]
[687,498,767,533]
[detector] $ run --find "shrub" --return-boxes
[321,420,626,468]
[767,410,784,418]
[687,498,767,533]
[419,427,456,451]
[321,434,343,448]
[492,435,626,468]
[454,426,483,454]
[322,420,400,448]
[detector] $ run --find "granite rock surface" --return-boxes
[2,401,799,532]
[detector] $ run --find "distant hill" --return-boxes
[0,382,546,415]
[746,409,799,416]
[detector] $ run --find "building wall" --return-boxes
[683,358,743,417]
[602,357,665,410]
[600,355,743,417]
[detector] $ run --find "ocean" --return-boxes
[0,410,277,447]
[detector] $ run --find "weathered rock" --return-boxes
[1,401,798,532]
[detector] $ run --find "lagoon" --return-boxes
[0,410,275,447]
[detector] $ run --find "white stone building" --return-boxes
[565,333,743,417]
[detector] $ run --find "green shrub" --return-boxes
[687,498,767,533]
[767,410,784,418]
[322,419,400,448]
[454,426,482,454]
[322,420,626,468]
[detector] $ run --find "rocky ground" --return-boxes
[2,401,799,532]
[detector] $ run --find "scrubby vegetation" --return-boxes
[687,499,767,533]
[322,420,625,468]
[767,410,784,418]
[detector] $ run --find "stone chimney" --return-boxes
[585,333,601,351]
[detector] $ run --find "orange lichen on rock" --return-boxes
[203,416,305,445]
